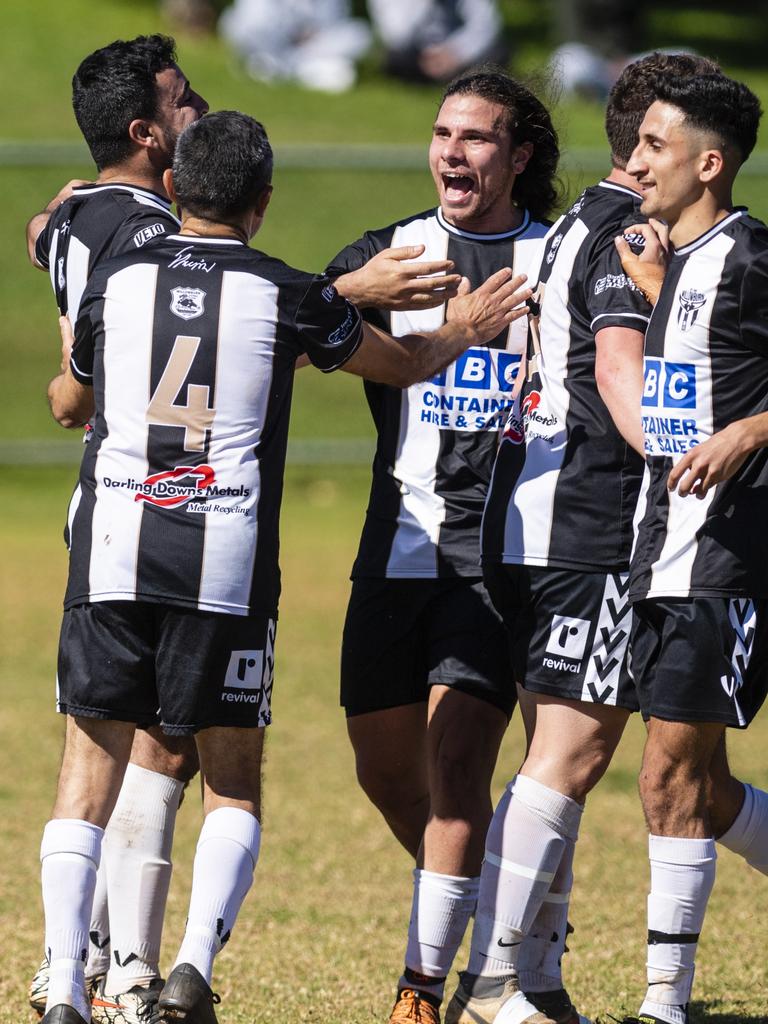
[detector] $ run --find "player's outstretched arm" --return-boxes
[48,316,94,428]
[334,244,462,311]
[26,179,91,267]
[614,219,669,305]
[667,413,768,498]
[341,269,530,388]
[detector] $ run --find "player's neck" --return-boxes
[604,166,643,194]
[668,191,734,249]
[180,216,249,243]
[96,164,168,197]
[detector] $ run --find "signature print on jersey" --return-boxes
[170,286,206,320]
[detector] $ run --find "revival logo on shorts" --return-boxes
[220,620,275,725]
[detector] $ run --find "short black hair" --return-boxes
[172,111,273,221]
[440,66,562,221]
[606,52,722,167]
[72,34,177,171]
[653,73,762,164]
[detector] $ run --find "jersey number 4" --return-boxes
[147,335,214,452]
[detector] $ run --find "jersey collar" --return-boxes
[436,206,532,241]
[597,179,643,201]
[72,182,173,210]
[672,209,747,257]
[167,233,246,246]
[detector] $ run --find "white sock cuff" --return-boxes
[41,819,103,864]
[513,775,583,839]
[648,834,717,866]
[198,807,261,865]
[717,783,756,854]
[123,762,186,803]
[414,868,479,899]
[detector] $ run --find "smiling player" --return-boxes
[326,68,572,1024]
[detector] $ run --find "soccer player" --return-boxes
[443,53,721,1024]
[613,72,768,1024]
[326,69,573,1024]
[39,109,531,1024]
[26,34,208,1023]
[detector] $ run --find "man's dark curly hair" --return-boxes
[440,66,562,222]
[653,73,762,164]
[605,52,722,168]
[72,34,177,171]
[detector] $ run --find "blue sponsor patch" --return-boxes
[642,358,696,409]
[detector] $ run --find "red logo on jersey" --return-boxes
[522,391,541,415]
[134,465,216,508]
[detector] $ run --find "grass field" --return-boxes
[4,0,768,1021]
[2,467,768,1024]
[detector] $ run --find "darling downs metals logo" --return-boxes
[102,466,252,509]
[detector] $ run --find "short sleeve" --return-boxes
[69,283,100,384]
[585,237,652,335]
[109,208,179,257]
[34,216,54,269]
[294,275,363,373]
[325,233,378,278]
[738,255,768,357]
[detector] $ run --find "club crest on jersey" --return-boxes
[170,286,206,321]
[677,288,706,331]
[133,465,216,507]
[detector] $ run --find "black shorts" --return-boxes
[631,597,768,728]
[57,601,276,735]
[483,563,638,711]
[340,578,515,718]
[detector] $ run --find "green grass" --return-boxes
[2,466,768,1023]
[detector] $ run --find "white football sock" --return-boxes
[103,765,184,994]
[41,818,104,1018]
[399,869,479,1001]
[717,782,768,874]
[174,807,261,984]
[467,775,583,979]
[85,857,110,980]
[639,835,716,1024]
[517,832,575,993]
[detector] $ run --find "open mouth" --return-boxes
[442,173,474,202]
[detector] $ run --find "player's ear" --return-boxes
[128,118,155,150]
[699,147,725,184]
[163,169,177,205]
[511,141,534,175]
[256,184,273,217]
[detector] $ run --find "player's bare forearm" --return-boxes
[334,245,461,311]
[595,326,646,456]
[667,413,768,498]
[48,368,94,429]
[342,269,530,387]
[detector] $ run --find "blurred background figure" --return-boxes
[550,0,645,99]
[367,0,507,83]
[219,0,372,92]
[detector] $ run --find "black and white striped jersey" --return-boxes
[65,233,363,616]
[631,210,768,600]
[35,182,179,319]
[327,206,549,578]
[482,181,652,572]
